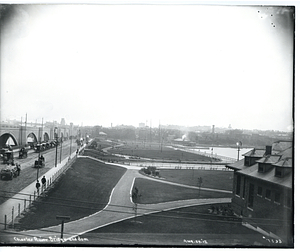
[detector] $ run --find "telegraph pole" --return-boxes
[55,127,58,167]
[25,113,27,145]
[69,124,72,158]
[60,136,63,164]
[20,117,23,146]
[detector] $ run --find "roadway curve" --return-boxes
[16,159,231,243]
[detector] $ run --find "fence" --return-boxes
[119,161,232,171]
[1,147,83,230]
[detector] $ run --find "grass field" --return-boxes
[16,158,126,230]
[11,153,279,247]
[108,144,217,162]
[84,204,269,246]
[132,178,230,204]
[83,149,126,162]
[158,169,234,191]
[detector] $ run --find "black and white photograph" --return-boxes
[0,0,295,248]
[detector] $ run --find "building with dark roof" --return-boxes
[226,140,293,246]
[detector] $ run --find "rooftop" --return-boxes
[237,163,292,189]
[227,141,293,189]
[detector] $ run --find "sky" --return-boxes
[0,2,295,131]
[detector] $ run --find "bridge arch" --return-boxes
[0,133,18,148]
[27,132,38,146]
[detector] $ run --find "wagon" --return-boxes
[2,150,14,164]
[1,164,20,180]
[19,148,28,159]
[34,156,45,168]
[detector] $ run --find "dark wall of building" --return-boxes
[232,173,293,243]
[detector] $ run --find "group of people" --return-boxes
[36,175,47,194]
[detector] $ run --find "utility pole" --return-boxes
[69,124,72,158]
[41,118,43,142]
[149,119,152,148]
[55,127,58,167]
[198,177,202,197]
[20,117,23,146]
[60,136,63,164]
[37,118,42,181]
[25,113,27,145]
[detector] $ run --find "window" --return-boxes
[248,183,254,208]
[245,157,251,166]
[257,186,263,196]
[265,189,271,200]
[275,168,283,177]
[258,163,264,172]
[275,192,281,204]
[236,175,241,196]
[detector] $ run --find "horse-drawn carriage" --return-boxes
[19,147,28,159]
[1,149,14,164]
[34,155,45,168]
[0,163,21,180]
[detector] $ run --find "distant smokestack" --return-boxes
[212,125,215,134]
[265,145,272,155]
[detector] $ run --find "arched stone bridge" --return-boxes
[0,123,79,148]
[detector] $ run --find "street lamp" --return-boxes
[54,127,58,167]
[236,141,242,161]
[37,118,43,180]
[60,135,63,164]
[69,124,72,158]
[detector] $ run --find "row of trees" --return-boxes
[90,126,182,143]
[187,131,290,147]
[88,125,291,148]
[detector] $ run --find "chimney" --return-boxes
[265,145,272,155]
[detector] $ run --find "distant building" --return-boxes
[139,123,146,128]
[226,140,293,245]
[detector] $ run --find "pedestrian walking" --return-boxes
[36,180,41,195]
[41,176,46,190]
[16,163,21,176]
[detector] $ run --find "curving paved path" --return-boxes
[2,158,231,243]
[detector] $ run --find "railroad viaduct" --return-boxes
[0,123,81,148]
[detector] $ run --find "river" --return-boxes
[189,146,253,160]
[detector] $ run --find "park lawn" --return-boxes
[16,158,126,230]
[92,139,119,150]
[158,169,234,191]
[132,178,230,204]
[109,145,214,162]
[83,149,126,162]
[85,204,269,247]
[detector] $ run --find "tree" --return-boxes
[198,177,203,197]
